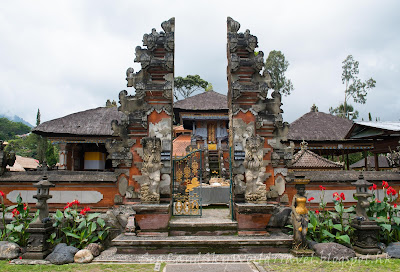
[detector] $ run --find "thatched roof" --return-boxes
[288,111,354,141]
[33,107,122,137]
[291,149,343,169]
[174,91,228,111]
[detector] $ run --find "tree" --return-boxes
[329,103,359,120]
[264,50,294,96]
[340,55,376,116]
[0,118,31,141]
[174,75,209,100]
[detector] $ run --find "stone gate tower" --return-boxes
[227,17,293,234]
[106,18,175,234]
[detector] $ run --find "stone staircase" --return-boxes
[112,208,293,254]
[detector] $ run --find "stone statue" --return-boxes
[233,119,255,151]
[243,135,267,203]
[291,184,309,250]
[140,137,162,203]
[0,141,16,176]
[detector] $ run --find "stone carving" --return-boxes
[159,173,171,195]
[243,136,267,203]
[0,141,15,176]
[105,135,135,168]
[149,118,172,148]
[234,174,245,194]
[387,140,400,167]
[233,119,255,151]
[140,137,162,203]
[291,184,309,250]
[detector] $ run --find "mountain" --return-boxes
[0,114,33,128]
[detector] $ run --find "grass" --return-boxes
[0,261,165,272]
[259,257,400,272]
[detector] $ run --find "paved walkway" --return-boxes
[163,263,259,272]
[94,247,293,263]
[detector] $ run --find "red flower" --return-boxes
[336,197,341,201]
[12,208,19,217]
[315,210,320,214]
[394,203,398,208]
[369,184,377,190]
[0,191,4,197]
[382,180,389,189]
[71,199,80,206]
[308,197,315,202]
[340,193,345,201]
[319,185,326,191]
[23,203,27,211]
[376,200,381,203]
[333,192,339,198]
[19,256,22,260]
[64,199,80,210]
[387,187,397,196]
[388,216,391,219]
[80,207,91,215]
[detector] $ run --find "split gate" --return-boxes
[172,149,203,216]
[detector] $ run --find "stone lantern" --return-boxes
[22,174,55,259]
[351,172,381,255]
[32,175,55,224]
[352,172,372,219]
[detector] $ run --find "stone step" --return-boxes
[168,208,236,236]
[169,219,237,236]
[112,233,293,254]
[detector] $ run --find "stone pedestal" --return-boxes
[133,203,170,236]
[352,220,381,255]
[235,203,276,235]
[22,222,54,259]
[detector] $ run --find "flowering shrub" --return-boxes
[48,200,110,249]
[307,186,354,245]
[0,192,37,247]
[368,180,400,244]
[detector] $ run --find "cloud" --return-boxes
[0,0,399,125]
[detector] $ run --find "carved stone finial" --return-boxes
[300,140,308,150]
[161,17,175,33]
[126,67,135,87]
[227,17,240,33]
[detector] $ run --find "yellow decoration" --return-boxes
[208,144,217,150]
[184,165,191,179]
[295,196,308,215]
[186,177,200,192]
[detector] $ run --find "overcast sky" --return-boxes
[0,0,399,126]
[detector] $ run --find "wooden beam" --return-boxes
[342,150,345,170]
[346,151,349,170]
[374,153,379,171]
[364,150,368,170]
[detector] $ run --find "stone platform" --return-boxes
[168,208,237,236]
[112,233,292,254]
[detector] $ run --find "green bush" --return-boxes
[48,200,110,249]
[307,186,355,245]
[0,192,37,247]
[368,181,400,244]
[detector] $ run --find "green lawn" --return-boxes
[0,261,164,272]
[259,257,400,272]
